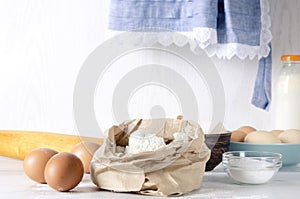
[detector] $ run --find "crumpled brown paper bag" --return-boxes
[90,118,211,196]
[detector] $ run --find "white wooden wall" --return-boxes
[0,0,299,137]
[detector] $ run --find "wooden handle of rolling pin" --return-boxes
[0,130,103,160]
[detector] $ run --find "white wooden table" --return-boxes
[0,156,299,199]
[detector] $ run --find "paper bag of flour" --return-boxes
[90,118,211,196]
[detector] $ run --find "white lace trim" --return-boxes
[200,0,272,60]
[105,0,272,60]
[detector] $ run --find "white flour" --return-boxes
[127,125,196,154]
[127,130,166,154]
[226,158,277,184]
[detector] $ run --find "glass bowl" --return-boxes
[222,151,282,184]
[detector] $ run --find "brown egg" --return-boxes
[237,126,256,134]
[270,130,283,137]
[230,130,247,142]
[44,152,84,192]
[71,141,101,173]
[23,148,58,183]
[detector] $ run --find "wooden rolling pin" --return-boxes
[0,130,103,160]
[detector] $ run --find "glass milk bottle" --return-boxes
[275,55,300,130]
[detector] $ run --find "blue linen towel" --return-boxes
[252,44,272,110]
[108,0,272,110]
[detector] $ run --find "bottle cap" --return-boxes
[281,55,300,61]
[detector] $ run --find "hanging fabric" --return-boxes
[108,0,272,110]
